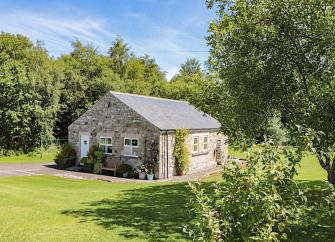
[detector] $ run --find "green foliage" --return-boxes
[0,32,210,155]
[55,38,168,138]
[54,40,120,138]
[54,144,76,169]
[118,164,132,174]
[204,0,335,183]
[173,129,190,175]
[108,36,130,78]
[87,145,105,164]
[179,58,201,76]
[186,144,308,241]
[265,113,289,146]
[164,58,206,102]
[0,33,61,151]
[93,162,103,174]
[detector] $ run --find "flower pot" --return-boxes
[147,173,154,181]
[139,172,146,180]
[122,172,129,178]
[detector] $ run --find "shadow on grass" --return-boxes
[62,182,197,241]
[288,180,335,242]
[61,178,334,242]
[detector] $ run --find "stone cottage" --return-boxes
[68,91,228,179]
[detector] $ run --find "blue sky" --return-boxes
[0,0,214,79]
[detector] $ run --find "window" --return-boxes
[203,136,208,152]
[193,137,199,153]
[124,138,139,156]
[192,135,209,155]
[100,137,113,154]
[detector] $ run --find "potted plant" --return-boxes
[118,164,132,178]
[138,164,147,180]
[144,162,155,180]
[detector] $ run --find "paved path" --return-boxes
[0,163,222,182]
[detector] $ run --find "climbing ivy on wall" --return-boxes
[173,129,190,175]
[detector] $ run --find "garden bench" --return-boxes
[102,157,121,176]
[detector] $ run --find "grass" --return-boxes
[228,146,328,181]
[0,147,332,241]
[0,175,192,242]
[0,149,57,164]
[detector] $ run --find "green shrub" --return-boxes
[129,169,139,179]
[54,144,76,169]
[185,144,308,241]
[173,129,190,175]
[265,113,289,146]
[118,164,132,174]
[93,163,103,174]
[80,157,88,164]
[87,145,105,164]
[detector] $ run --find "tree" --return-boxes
[203,0,335,184]
[165,58,206,101]
[55,40,120,138]
[186,144,307,241]
[180,58,202,76]
[123,54,167,96]
[0,33,61,151]
[108,36,130,78]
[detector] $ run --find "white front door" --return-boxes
[80,134,90,158]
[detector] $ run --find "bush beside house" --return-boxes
[54,144,76,169]
[173,129,190,175]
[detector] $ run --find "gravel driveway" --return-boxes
[0,163,222,182]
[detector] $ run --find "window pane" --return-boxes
[107,146,113,154]
[193,137,198,144]
[204,136,208,143]
[107,138,112,144]
[193,144,198,152]
[125,138,131,146]
[100,138,105,144]
[124,146,132,155]
[132,139,138,147]
[204,144,208,151]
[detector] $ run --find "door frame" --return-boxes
[80,133,90,162]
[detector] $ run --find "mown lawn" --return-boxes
[228,147,327,181]
[0,148,333,242]
[0,176,192,242]
[0,150,57,164]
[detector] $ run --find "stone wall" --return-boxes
[68,92,160,171]
[159,130,228,178]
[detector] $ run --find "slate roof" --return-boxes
[110,91,221,130]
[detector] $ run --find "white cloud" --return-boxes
[0,11,115,56]
[0,10,209,80]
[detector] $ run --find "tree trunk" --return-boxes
[316,152,335,185]
[327,169,335,185]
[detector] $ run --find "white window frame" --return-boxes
[192,136,199,154]
[192,134,209,155]
[124,138,139,157]
[99,136,113,155]
[203,135,209,152]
